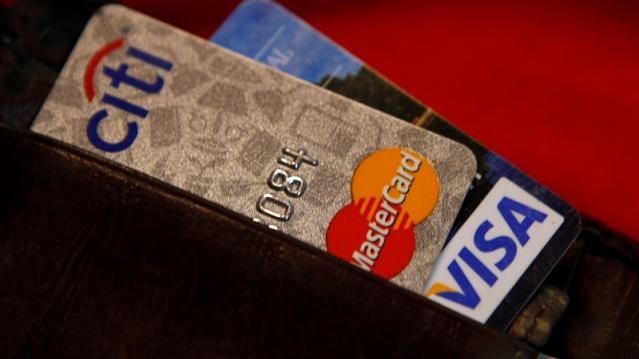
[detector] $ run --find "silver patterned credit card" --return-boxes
[30,5,476,293]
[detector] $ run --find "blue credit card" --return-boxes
[212,2,361,87]
[212,0,581,330]
[212,0,426,123]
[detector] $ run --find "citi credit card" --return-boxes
[30,5,478,297]
[212,0,582,329]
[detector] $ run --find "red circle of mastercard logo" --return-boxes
[326,148,439,279]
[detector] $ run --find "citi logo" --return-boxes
[424,177,564,323]
[83,37,173,152]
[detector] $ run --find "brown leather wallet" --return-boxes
[0,125,536,358]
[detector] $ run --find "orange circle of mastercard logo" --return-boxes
[326,148,440,279]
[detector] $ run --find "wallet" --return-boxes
[1,1,638,357]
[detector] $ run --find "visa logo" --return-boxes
[83,38,173,152]
[424,177,564,323]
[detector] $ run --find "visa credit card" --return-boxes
[30,5,477,296]
[212,0,582,329]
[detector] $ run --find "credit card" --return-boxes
[212,0,425,123]
[30,5,477,296]
[211,0,581,329]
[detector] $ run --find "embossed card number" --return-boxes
[256,147,318,225]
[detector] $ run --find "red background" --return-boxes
[124,0,639,240]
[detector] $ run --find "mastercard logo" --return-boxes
[326,148,440,279]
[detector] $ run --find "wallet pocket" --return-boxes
[0,125,535,358]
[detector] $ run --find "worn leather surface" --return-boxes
[504,216,639,357]
[0,0,112,129]
[546,218,639,358]
[0,125,536,358]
